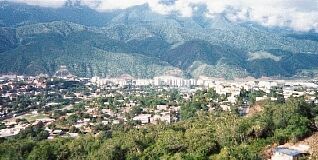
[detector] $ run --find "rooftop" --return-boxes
[274,147,302,156]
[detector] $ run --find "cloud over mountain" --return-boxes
[4,0,318,32]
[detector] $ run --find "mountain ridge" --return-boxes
[0,2,318,79]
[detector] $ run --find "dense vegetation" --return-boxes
[1,97,317,160]
[1,2,318,78]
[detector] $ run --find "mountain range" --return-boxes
[1,1,318,79]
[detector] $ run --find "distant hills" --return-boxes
[0,1,318,79]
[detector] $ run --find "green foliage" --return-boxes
[16,121,49,141]
[27,141,56,160]
[184,128,219,157]
[180,89,221,120]
[1,98,317,159]
[0,140,36,160]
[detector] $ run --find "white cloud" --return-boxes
[96,0,148,10]
[8,0,67,8]
[3,0,318,32]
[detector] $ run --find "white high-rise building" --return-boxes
[154,76,196,87]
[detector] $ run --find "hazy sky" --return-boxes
[5,0,318,32]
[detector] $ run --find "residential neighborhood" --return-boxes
[1,73,318,159]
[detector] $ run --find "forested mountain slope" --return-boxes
[1,2,318,78]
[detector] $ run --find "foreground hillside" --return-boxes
[1,98,318,159]
[0,2,318,78]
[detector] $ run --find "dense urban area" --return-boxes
[1,68,318,159]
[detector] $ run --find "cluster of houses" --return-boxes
[0,74,98,119]
[0,113,79,139]
[0,122,28,138]
[1,74,318,142]
[0,103,180,139]
[75,100,180,127]
[131,105,180,125]
[0,75,47,119]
